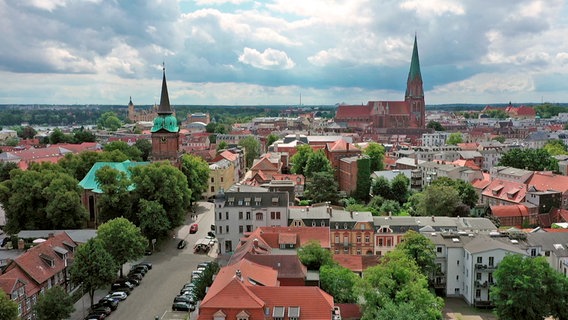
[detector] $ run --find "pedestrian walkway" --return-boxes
[68,288,108,320]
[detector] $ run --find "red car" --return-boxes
[189,224,198,234]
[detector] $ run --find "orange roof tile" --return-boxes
[490,204,529,218]
[251,286,334,320]
[527,172,568,193]
[481,179,526,204]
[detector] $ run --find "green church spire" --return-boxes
[405,35,423,99]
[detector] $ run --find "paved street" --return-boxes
[68,201,216,320]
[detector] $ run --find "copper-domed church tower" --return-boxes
[150,65,180,164]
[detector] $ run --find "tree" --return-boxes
[70,238,118,307]
[49,128,72,144]
[380,200,401,216]
[544,139,568,156]
[216,141,228,151]
[320,264,359,303]
[33,286,75,320]
[130,162,192,231]
[137,199,171,242]
[298,240,333,270]
[304,149,333,179]
[426,120,444,131]
[20,126,37,139]
[0,162,17,183]
[104,141,142,161]
[498,148,559,171]
[446,132,463,145]
[415,185,461,216]
[238,136,261,168]
[97,217,147,277]
[134,139,152,161]
[491,254,568,320]
[0,289,18,320]
[358,250,443,320]
[430,177,478,208]
[193,262,220,301]
[371,176,392,199]
[97,111,122,131]
[396,230,436,276]
[290,144,313,176]
[180,154,210,205]
[390,173,410,204]
[266,133,279,148]
[304,171,339,204]
[95,166,133,223]
[72,127,96,143]
[364,142,385,171]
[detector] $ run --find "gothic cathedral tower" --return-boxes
[150,66,180,163]
[405,35,425,128]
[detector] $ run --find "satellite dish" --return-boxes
[32,238,46,244]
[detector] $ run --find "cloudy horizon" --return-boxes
[1,0,567,106]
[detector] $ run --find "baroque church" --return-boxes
[334,36,425,131]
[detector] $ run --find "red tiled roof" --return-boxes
[335,303,362,320]
[490,204,529,218]
[333,254,380,273]
[251,286,334,320]
[481,179,526,204]
[457,142,479,151]
[200,277,266,309]
[527,172,568,193]
[452,159,480,170]
[242,253,307,280]
[375,101,410,115]
[278,233,297,245]
[219,150,238,162]
[8,233,75,285]
[335,105,372,119]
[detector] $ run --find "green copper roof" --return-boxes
[78,160,150,193]
[151,114,179,133]
[407,35,422,82]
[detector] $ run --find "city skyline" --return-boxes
[1,0,567,106]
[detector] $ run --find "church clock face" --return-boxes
[160,137,167,143]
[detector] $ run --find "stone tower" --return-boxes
[405,35,425,128]
[150,66,180,163]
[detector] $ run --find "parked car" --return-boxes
[93,299,118,311]
[84,311,106,320]
[174,294,194,304]
[207,231,215,238]
[113,280,135,289]
[90,305,111,316]
[177,239,187,249]
[110,284,131,294]
[127,272,143,280]
[130,265,148,275]
[189,223,198,234]
[134,262,153,270]
[104,292,128,301]
[144,247,153,255]
[172,301,195,312]
[191,270,203,281]
[197,261,211,269]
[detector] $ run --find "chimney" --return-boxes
[306,206,309,212]
[235,269,242,281]
[18,239,25,250]
[253,238,259,248]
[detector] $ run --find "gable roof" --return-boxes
[527,171,568,193]
[335,105,372,120]
[251,286,334,320]
[333,254,380,273]
[200,277,266,309]
[490,204,529,218]
[242,253,307,279]
[7,232,76,287]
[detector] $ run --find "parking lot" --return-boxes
[68,201,215,320]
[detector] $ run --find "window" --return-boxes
[343,223,348,229]
[334,248,339,254]
[225,212,229,220]
[225,225,229,233]
[457,260,460,266]
[356,235,362,243]
[335,235,340,243]
[488,273,494,283]
[218,226,222,234]
[476,289,481,298]
[343,236,348,245]
[356,248,361,255]
[288,306,300,320]
[378,238,383,246]
[365,235,370,243]
[239,226,243,233]
[270,212,281,219]
[211,186,215,192]
[273,306,285,320]
[321,221,325,227]
[218,212,222,220]
[238,200,243,206]
[312,221,316,227]
[211,177,214,183]
[531,248,537,257]
[476,272,481,281]
[246,212,251,220]
[256,212,263,220]
[239,212,243,220]
[488,256,494,267]
[477,257,482,264]
[335,223,339,229]
[343,247,349,254]
[221,177,224,182]
[246,225,253,232]
[437,247,443,253]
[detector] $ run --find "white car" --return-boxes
[105,291,128,301]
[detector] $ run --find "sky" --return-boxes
[1,0,568,106]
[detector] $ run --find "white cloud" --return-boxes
[400,0,465,16]
[27,0,67,12]
[238,47,295,70]
[193,0,251,5]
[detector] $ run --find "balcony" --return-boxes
[474,264,497,271]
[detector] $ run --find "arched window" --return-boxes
[256,212,263,220]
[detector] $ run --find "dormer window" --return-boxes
[53,246,68,260]
[344,223,348,229]
[288,306,300,320]
[39,253,55,268]
[62,241,76,253]
[254,197,261,206]
[272,197,279,205]
[236,310,250,320]
[273,306,285,320]
[244,198,251,206]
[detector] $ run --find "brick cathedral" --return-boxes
[335,36,425,131]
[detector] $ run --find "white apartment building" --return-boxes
[214,185,289,254]
[421,132,451,147]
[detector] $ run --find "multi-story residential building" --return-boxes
[338,155,370,194]
[329,208,374,256]
[479,149,501,172]
[325,139,362,181]
[0,232,78,320]
[490,166,533,183]
[527,171,568,209]
[205,159,235,200]
[421,132,451,147]
[419,160,483,188]
[214,185,290,254]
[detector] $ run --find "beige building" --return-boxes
[205,159,236,200]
